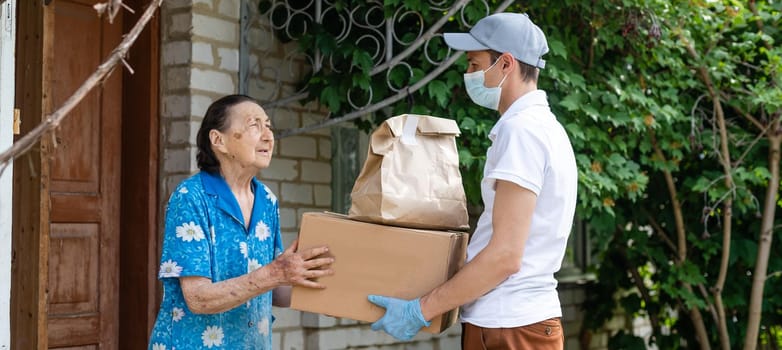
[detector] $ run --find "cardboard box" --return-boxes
[290,212,468,333]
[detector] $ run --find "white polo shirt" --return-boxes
[459,90,578,328]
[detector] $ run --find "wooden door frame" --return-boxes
[119,0,160,348]
[11,1,53,348]
[11,0,160,348]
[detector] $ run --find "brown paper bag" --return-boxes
[348,114,469,230]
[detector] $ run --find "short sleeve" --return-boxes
[267,186,284,258]
[158,182,213,280]
[486,121,548,195]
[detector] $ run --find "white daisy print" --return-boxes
[171,307,184,322]
[201,325,224,348]
[210,226,216,241]
[176,222,205,242]
[152,343,166,350]
[257,318,270,336]
[178,187,188,194]
[264,186,277,204]
[159,260,183,278]
[239,242,248,258]
[248,258,261,272]
[255,221,270,241]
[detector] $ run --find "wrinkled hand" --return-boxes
[368,295,430,341]
[271,239,334,288]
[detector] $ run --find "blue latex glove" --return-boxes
[368,295,431,341]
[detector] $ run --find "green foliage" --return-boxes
[260,0,782,347]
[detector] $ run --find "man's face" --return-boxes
[466,50,506,88]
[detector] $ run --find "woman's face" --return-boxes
[215,101,274,171]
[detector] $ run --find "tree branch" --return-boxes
[0,0,163,175]
[649,128,713,350]
[679,31,734,350]
[649,130,687,262]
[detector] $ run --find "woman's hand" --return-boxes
[267,239,334,288]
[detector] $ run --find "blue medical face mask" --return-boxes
[463,58,508,110]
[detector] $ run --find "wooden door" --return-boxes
[47,0,122,348]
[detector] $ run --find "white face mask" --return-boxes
[463,58,508,110]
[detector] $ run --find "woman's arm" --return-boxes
[181,240,332,314]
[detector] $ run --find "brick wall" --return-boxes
[157,1,635,349]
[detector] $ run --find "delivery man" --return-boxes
[368,12,578,350]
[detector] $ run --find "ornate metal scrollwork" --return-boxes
[239,0,513,137]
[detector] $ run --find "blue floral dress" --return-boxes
[148,171,283,350]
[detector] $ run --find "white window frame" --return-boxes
[0,0,16,348]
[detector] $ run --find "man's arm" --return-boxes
[419,179,536,320]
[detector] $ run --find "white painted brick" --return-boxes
[260,180,280,199]
[337,318,359,326]
[313,185,331,207]
[258,56,285,80]
[168,13,192,36]
[279,136,317,158]
[249,78,280,102]
[281,232,297,249]
[302,99,324,113]
[344,327,400,347]
[248,27,272,52]
[439,334,461,349]
[301,161,331,183]
[164,147,197,173]
[217,0,240,18]
[412,339,441,350]
[302,113,331,136]
[296,207,326,219]
[218,47,240,71]
[191,68,235,95]
[192,13,238,43]
[279,82,298,99]
[319,138,331,160]
[271,308,301,329]
[282,329,305,350]
[263,158,298,181]
[268,108,300,130]
[167,120,199,145]
[272,332,282,350]
[192,42,214,65]
[191,94,214,118]
[442,323,463,336]
[164,174,190,199]
[163,41,191,65]
[307,328,347,349]
[278,207,297,229]
[281,183,312,205]
[162,95,190,118]
[164,0,191,10]
[301,312,338,328]
[192,0,213,10]
[165,67,191,90]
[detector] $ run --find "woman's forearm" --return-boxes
[181,263,284,314]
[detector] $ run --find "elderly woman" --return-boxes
[148,95,334,349]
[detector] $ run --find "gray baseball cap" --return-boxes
[443,13,549,69]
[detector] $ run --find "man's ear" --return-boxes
[209,129,226,154]
[501,53,514,71]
